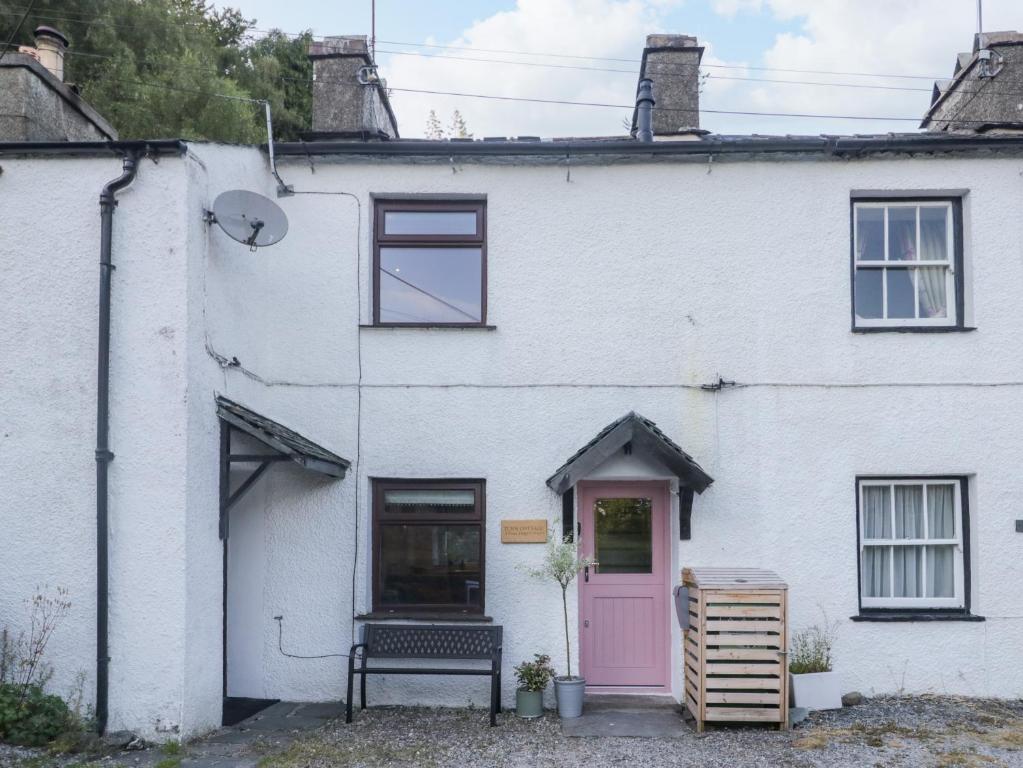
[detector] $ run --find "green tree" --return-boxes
[0,0,312,141]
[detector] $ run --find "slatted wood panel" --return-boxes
[682,567,788,732]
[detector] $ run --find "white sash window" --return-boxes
[853,200,961,329]
[859,478,965,610]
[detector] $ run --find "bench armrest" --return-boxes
[349,642,368,659]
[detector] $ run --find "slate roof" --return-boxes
[546,411,713,495]
[216,395,350,478]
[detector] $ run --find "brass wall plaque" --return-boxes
[500,519,548,544]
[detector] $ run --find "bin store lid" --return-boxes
[682,567,787,589]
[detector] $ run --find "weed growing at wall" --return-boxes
[0,587,82,747]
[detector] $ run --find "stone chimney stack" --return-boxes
[0,24,116,141]
[633,34,704,139]
[922,31,1023,133]
[33,25,68,82]
[307,35,399,139]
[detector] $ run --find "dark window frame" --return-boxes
[853,474,979,621]
[371,478,486,615]
[372,199,487,327]
[849,196,966,333]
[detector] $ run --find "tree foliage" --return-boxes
[526,532,595,680]
[425,108,472,140]
[0,0,312,141]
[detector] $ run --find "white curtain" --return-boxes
[894,485,923,538]
[862,486,891,597]
[926,484,956,597]
[918,210,948,317]
[926,546,955,597]
[863,547,890,597]
[927,485,955,537]
[863,486,891,537]
[894,546,923,597]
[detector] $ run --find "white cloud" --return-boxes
[711,0,763,19]
[377,0,1023,139]
[707,0,1023,134]
[380,0,695,138]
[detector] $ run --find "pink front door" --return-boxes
[578,481,670,689]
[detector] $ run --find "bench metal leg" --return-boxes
[360,671,367,711]
[489,673,498,726]
[345,659,355,724]
[491,670,499,719]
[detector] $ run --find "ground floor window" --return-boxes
[372,479,485,614]
[858,477,967,611]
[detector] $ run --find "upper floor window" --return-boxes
[852,199,963,331]
[373,200,486,326]
[858,477,967,612]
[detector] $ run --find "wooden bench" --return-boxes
[346,624,504,726]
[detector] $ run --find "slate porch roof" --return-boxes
[546,411,713,495]
[216,395,350,478]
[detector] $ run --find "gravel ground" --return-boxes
[258,696,1023,768]
[4,696,1023,768]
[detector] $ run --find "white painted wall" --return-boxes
[4,143,1023,741]
[202,148,1023,706]
[0,152,222,740]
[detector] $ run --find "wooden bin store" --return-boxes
[682,567,789,731]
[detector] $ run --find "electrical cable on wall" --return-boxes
[274,616,349,659]
[288,189,365,649]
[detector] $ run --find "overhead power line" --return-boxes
[83,71,1010,125]
[375,38,945,81]
[382,86,927,121]
[11,41,938,97]
[371,47,935,93]
[2,7,948,82]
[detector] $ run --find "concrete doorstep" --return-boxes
[560,695,689,738]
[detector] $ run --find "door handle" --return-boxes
[584,564,589,582]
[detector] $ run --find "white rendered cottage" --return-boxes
[3,31,1023,740]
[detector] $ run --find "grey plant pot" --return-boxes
[553,676,586,719]
[516,688,544,719]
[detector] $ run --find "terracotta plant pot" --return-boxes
[553,676,586,719]
[516,688,544,718]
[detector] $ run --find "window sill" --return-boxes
[356,612,493,623]
[851,611,984,622]
[852,325,976,334]
[360,324,497,331]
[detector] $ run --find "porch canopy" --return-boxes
[217,395,350,538]
[546,411,713,539]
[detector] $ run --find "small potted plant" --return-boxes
[527,532,596,719]
[789,621,842,711]
[513,654,554,719]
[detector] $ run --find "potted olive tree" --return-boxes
[789,621,842,711]
[513,654,554,719]
[527,533,595,719]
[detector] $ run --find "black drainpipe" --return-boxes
[96,153,140,735]
[636,78,655,143]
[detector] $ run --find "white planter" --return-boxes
[790,671,843,711]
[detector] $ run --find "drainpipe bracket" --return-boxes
[95,449,115,462]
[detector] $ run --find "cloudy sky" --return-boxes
[229,0,1023,138]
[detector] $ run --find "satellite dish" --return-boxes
[209,190,288,249]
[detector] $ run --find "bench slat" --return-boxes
[362,624,503,660]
